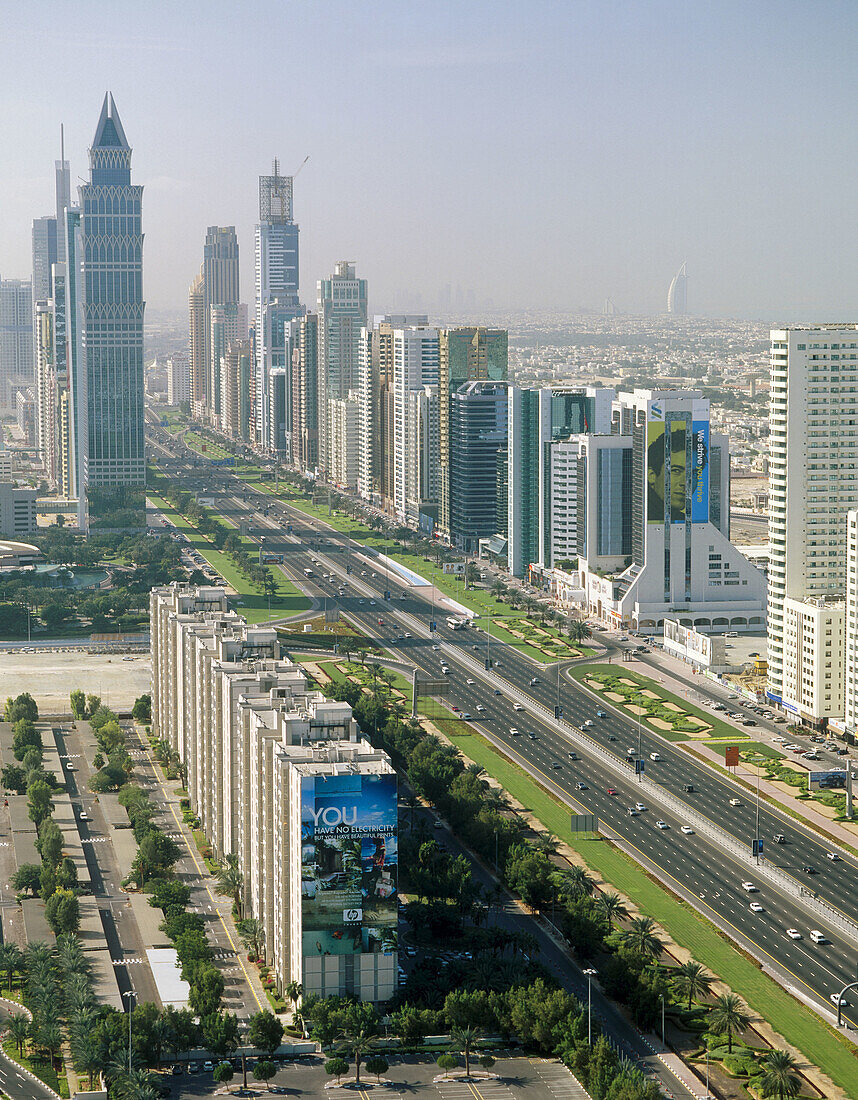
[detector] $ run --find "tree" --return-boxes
[598,892,629,930]
[284,978,302,1019]
[133,829,181,885]
[38,818,63,866]
[337,1002,380,1086]
[248,1010,284,1055]
[1,763,27,793]
[27,779,54,826]
[569,619,592,644]
[200,1010,239,1056]
[5,693,38,723]
[5,1012,29,1054]
[623,916,664,963]
[45,888,80,934]
[364,1054,389,1083]
[12,721,42,761]
[11,863,42,897]
[325,1057,349,1084]
[759,1049,801,1100]
[213,1061,234,1092]
[132,694,152,723]
[450,1025,482,1078]
[437,1053,458,1077]
[0,943,21,993]
[237,917,265,961]
[40,1020,63,1071]
[85,694,101,719]
[39,863,56,901]
[672,960,712,1011]
[70,690,87,721]
[709,993,751,1055]
[253,1059,277,1091]
[215,853,244,918]
[188,967,224,1017]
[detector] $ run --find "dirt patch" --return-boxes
[640,689,661,700]
[685,716,710,729]
[585,678,606,690]
[647,717,675,731]
[604,691,626,703]
[662,701,684,713]
[618,678,640,688]
[624,704,648,716]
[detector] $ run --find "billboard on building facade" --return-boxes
[647,421,665,524]
[691,420,709,522]
[300,772,398,958]
[669,420,687,524]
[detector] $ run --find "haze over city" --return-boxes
[2,0,857,319]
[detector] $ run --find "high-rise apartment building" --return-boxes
[166,353,190,407]
[78,94,145,487]
[392,326,439,525]
[438,328,507,538]
[188,227,240,421]
[220,340,253,441]
[317,262,367,473]
[448,380,508,552]
[255,164,302,450]
[293,313,319,471]
[507,387,614,576]
[209,302,248,421]
[328,392,360,489]
[767,327,858,718]
[0,279,35,413]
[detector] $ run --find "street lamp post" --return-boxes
[123,988,136,1073]
[660,993,666,1049]
[583,968,597,1044]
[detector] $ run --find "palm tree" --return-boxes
[532,832,560,855]
[563,864,596,899]
[597,892,629,929]
[40,1021,62,1072]
[238,917,265,961]
[111,1068,158,1100]
[216,853,245,919]
[759,1049,801,1099]
[672,960,713,1010]
[450,1025,482,1078]
[623,916,664,962]
[0,943,22,992]
[75,1033,103,1091]
[709,993,751,1054]
[569,619,592,644]
[5,1012,30,1055]
[338,1015,379,1086]
[285,979,303,1020]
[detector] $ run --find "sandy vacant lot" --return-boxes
[0,652,150,713]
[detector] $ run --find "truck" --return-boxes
[446,616,468,630]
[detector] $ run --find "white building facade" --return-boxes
[392,326,439,525]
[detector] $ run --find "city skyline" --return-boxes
[2,1,858,320]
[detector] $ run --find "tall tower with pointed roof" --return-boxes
[78,93,145,489]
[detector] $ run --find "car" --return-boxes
[466,678,475,685]
[476,704,485,712]
[433,820,443,829]
[635,802,646,811]
[802,752,819,760]
[513,702,524,711]
[400,593,406,600]
[567,750,578,759]
[65,761,75,771]
[649,752,661,761]
[171,1064,183,1075]
[607,734,617,741]
[655,820,669,829]
[462,713,472,720]
[836,747,849,755]
[786,928,802,939]
[626,747,637,757]
[742,719,756,726]
[530,677,539,686]
[79,810,89,820]
[741,882,757,892]
[749,901,764,912]
[596,710,607,718]
[606,787,617,796]
[451,705,460,712]
[683,783,694,793]
[729,798,742,807]
[576,781,589,790]
[583,719,593,728]
[552,762,562,770]
[187,1062,199,1074]
[494,689,502,695]
[369,601,376,606]
[802,865,818,875]
[680,825,694,834]
[773,833,787,844]
[404,632,412,638]
[826,851,841,861]
[772,735,786,743]
[528,732,537,740]
[432,644,440,651]
[830,993,849,1006]
[509,728,520,736]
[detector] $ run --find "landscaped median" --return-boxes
[569,663,747,741]
[437,724,858,1098]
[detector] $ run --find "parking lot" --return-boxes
[0,650,150,711]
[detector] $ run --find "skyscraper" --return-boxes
[317,262,367,473]
[449,380,508,552]
[0,279,34,413]
[392,326,439,525]
[438,327,508,538]
[188,226,240,422]
[255,163,302,450]
[78,93,145,488]
[667,262,688,315]
[767,327,858,722]
[293,313,319,471]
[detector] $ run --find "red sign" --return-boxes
[725,746,740,768]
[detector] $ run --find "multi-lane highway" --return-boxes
[150,432,858,1032]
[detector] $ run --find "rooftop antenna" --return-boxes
[61,123,65,163]
[273,158,279,178]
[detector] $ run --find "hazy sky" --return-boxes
[2,0,857,319]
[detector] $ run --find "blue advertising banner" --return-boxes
[691,420,709,522]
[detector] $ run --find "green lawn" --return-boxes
[147,494,310,622]
[710,741,783,762]
[570,663,748,741]
[440,728,858,1096]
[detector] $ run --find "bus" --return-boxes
[303,568,314,577]
[446,616,467,630]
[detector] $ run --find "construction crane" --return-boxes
[293,155,309,178]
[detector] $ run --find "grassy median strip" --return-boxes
[440,725,858,1095]
[147,493,309,623]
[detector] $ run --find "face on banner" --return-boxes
[669,421,687,524]
[647,421,665,524]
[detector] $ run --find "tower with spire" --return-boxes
[78,93,145,490]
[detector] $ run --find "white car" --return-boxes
[476,704,485,712]
[830,993,848,1006]
[749,901,764,913]
[729,798,742,807]
[513,703,524,712]
[741,882,758,892]
[466,678,475,685]
[772,736,786,743]
[65,762,75,771]
[826,852,841,861]
[635,803,646,812]
[680,825,694,835]
[79,810,89,821]
[509,728,520,736]
[432,645,440,651]
[649,752,661,762]
[655,820,669,830]
[582,719,593,728]
[786,928,802,939]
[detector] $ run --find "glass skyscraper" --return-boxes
[79,94,144,486]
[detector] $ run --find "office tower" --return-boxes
[317,262,368,472]
[357,316,427,508]
[32,219,58,305]
[448,380,508,552]
[150,583,397,1001]
[166,353,190,406]
[77,93,145,487]
[293,313,319,471]
[328,392,360,489]
[507,387,614,576]
[16,389,36,445]
[392,326,439,525]
[767,327,858,721]
[572,389,764,632]
[187,226,240,421]
[188,269,206,412]
[0,484,37,537]
[255,163,302,450]
[0,279,35,413]
[667,262,688,314]
[209,302,248,421]
[221,339,253,441]
[438,328,508,538]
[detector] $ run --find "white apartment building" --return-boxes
[0,484,37,538]
[843,512,858,732]
[781,596,845,724]
[328,391,360,489]
[150,583,396,1002]
[167,353,190,406]
[392,326,439,525]
[768,327,858,712]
